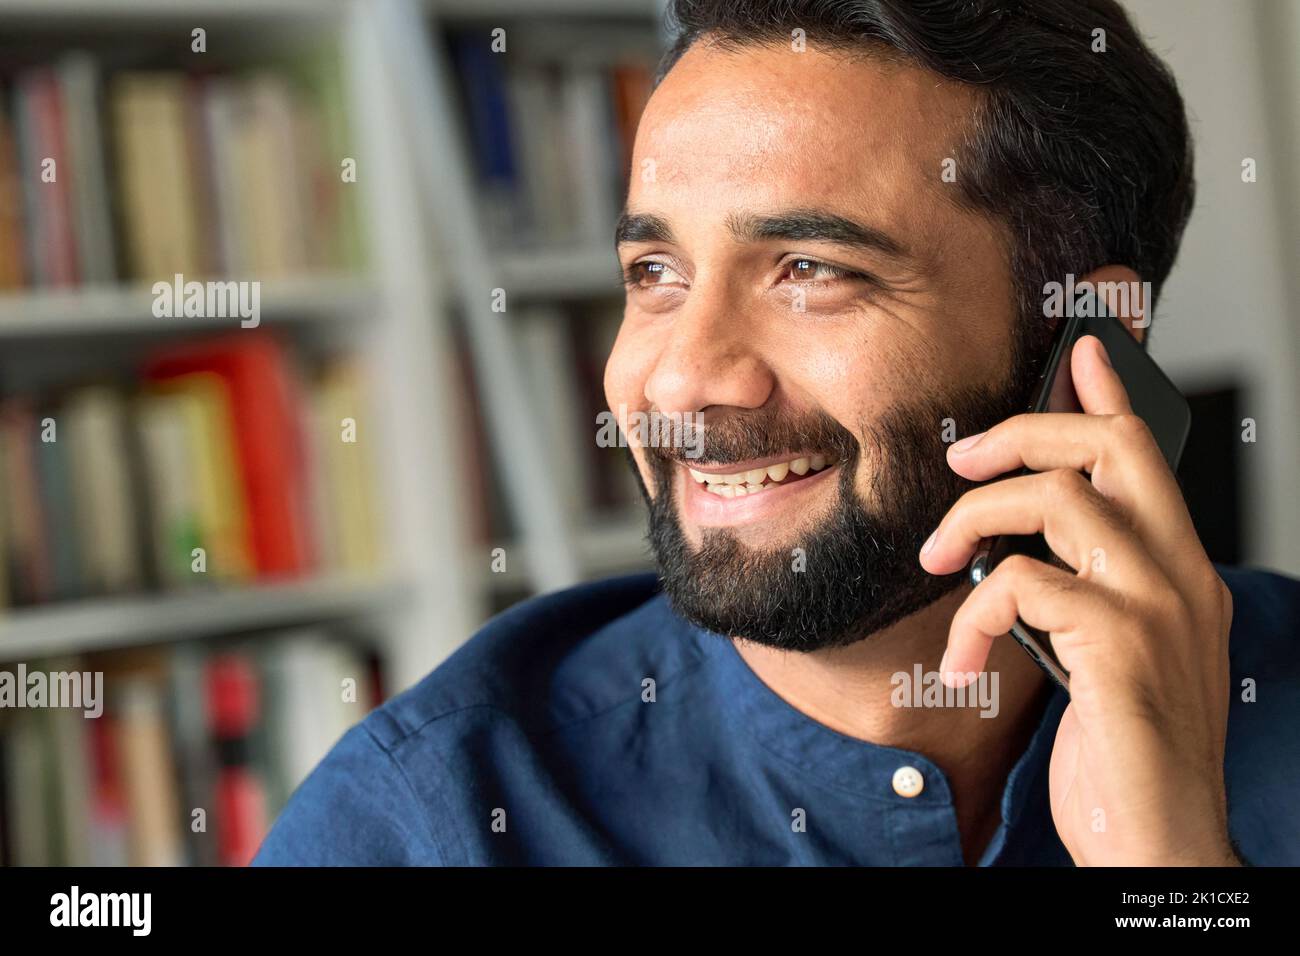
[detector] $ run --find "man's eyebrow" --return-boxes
[614,211,676,247]
[614,207,912,265]
[727,209,911,262]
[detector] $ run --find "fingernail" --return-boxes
[950,431,986,454]
[921,529,938,554]
[938,650,952,682]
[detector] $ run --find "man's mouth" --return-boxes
[685,453,833,498]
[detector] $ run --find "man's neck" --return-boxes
[731,585,1052,864]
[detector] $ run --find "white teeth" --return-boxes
[693,453,832,493]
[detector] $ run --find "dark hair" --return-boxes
[655,0,1194,342]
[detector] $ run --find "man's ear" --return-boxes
[1078,264,1147,345]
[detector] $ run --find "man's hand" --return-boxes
[919,334,1239,866]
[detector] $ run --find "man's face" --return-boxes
[606,40,1035,650]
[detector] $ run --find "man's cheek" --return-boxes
[627,444,660,498]
[601,355,633,425]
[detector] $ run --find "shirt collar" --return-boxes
[687,611,1069,826]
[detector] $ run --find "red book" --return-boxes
[88,714,131,866]
[143,333,313,578]
[205,654,268,868]
[18,68,79,286]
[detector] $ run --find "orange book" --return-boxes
[0,103,27,289]
[610,62,653,179]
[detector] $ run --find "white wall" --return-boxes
[1124,0,1300,574]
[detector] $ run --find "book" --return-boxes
[167,643,219,866]
[63,386,143,594]
[201,77,251,278]
[32,397,83,601]
[0,399,53,604]
[312,359,382,576]
[205,651,268,868]
[505,62,574,245]
[0,631,382,866]
[47,666,94,866]
[257,630,374,813]
[144,334,313,579]
[15,68,79,287]
[134,390,205,589]
[447,37,655,249]
[110,72,203,282]
[449,31,519,247]
[0,102,28,289]
[86,711,130,866]
[3,709,54,865]
[57,53,117,285]
[610,61,652,180]
[286,41,366,273]
[142,374,253,584]
[115,674,185,866]
[237,74,310,278]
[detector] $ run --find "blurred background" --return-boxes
[0,0,1293,866]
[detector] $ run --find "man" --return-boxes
[254,0,1299,866]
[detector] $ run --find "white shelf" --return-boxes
[0,275,378,338]
[0,576,409,662]
[496,246,624,299]
[578,514,652,570]
[0,0,344,20]
[483,514,652,590]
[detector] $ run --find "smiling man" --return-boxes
[254,0,1300,866]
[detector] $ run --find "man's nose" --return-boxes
[642,283,774,416]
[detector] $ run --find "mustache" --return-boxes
[644,404,860,468]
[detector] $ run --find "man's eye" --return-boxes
[784,258,862,283]
[624,260,683,288]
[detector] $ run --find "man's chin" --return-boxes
[657,546,968,652]
[647,496,969,652]
[677,514,830,555]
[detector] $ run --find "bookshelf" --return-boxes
[0,275,374,337]
[0,0,666,867]
[0,0,482,866]
[0,0,465,684]
[0,575,406,663]
[404,0,664,605]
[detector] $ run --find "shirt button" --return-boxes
[892,766,924,798]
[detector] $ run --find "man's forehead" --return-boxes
[631,39,978,240]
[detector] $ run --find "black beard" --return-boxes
[630,353,1039,652]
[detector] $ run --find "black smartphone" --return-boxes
[967,297,1192,692]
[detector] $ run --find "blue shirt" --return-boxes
[253,565,1300,866]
